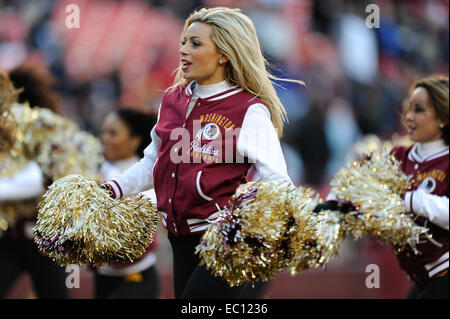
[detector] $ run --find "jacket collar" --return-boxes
[408,142,449,163]
[184,81,243,101]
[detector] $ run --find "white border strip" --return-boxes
[190,224,210,233]
[429,261,449,278]
[425,252,449,270]
[187,212,220,225]
[208,88,243,101]
[196,171,212,201]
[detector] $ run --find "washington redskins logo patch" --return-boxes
[419,177,436,193]
[201,123,220,141]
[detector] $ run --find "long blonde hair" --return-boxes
[172,7,305,138]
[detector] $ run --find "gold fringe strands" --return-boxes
[347,134,413,164]
[2,103,103,179]
[312,210,347,266]
[0,75,20,158]
[0,104,42,178]
[330,153,429,253]
[36,129,103,180]
[195,179,316,287]
[289,196,347,276]
[0,104,103,233]
[9,103,76,160]
[286,186,320,273]
[7,103,103,180]
[34,174,160,267]
[0,106,16,158]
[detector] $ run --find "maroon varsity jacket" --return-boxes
[152,83,263,235]
[391,145,449,284]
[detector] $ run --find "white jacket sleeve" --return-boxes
[0,161,44,200]
[404,189,449,230]
[237,103,293,185]
[109,106,161,199]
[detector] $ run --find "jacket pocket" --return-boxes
[196,170,212,201]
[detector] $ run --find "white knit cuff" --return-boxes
[404,191,413,213]
[109,180,123,199]
[326,193,338,201]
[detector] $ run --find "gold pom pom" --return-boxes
[0,109,16,159]
[1,104,103,233]
[36,129,103,180]
[289,207,346,275]
[331,152,429,252]
[0,73,20,158]
[3,104,103,178]
[347,134,413,164]
[196,179,317,287]
[7,104,103,180]
[8,104,75,159]
[34,174,160,267]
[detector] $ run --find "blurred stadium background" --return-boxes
[1,0,448,298]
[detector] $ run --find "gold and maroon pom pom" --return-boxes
[1,104,103,233]
[8,103,103,180]
[331,152,428,253]
[289,204,346,275]
[196,179,317,287]
[34,174,160,267]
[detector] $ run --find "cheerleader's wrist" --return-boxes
[313,199,357,214]
[108,180,123,199]
[313,200,339,213]
[101,183,116,199]
[403,191,413,213]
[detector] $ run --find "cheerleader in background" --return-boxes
[392,75,448,299]
[315,75,448,299]
[0,65,69,298]
[94,108,161,299]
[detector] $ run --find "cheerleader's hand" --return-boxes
[399,192,409,212]
[313,200,338,213]
[313,200,357,214]
[100,183,115,199]
[337,200,358,214]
